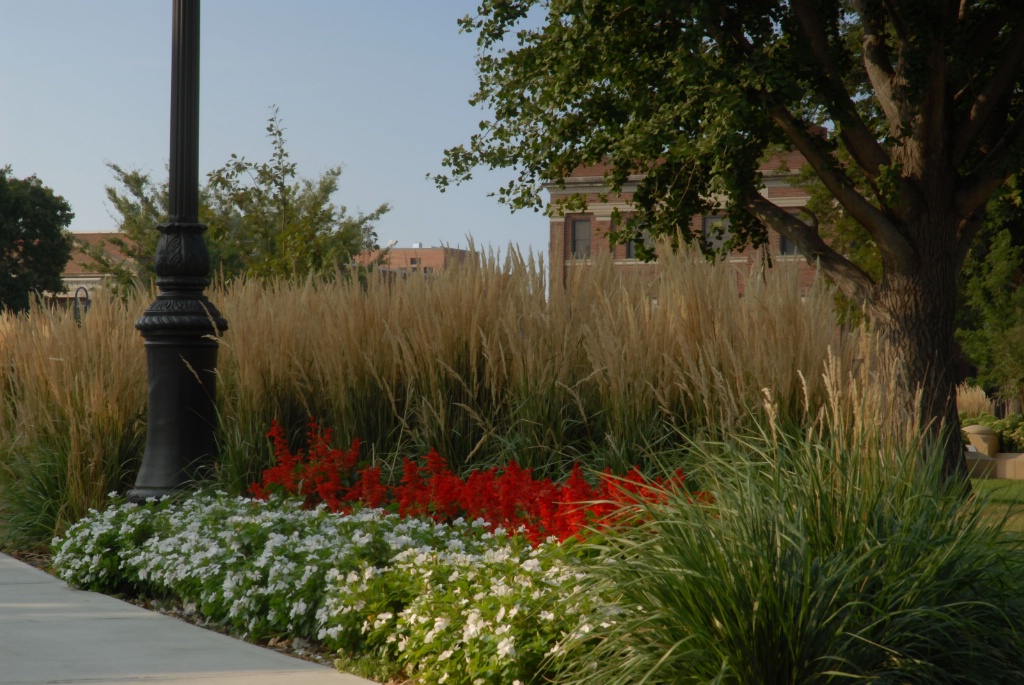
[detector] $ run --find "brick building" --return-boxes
[355,244,471,275]
[546,151,821,292]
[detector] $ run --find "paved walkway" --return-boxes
[0,554,377,685]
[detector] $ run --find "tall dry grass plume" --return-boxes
[0,294,147,546]
[957,382,994,417]
[2,242,910,545]
[215,243,860,481]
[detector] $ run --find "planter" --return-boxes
[965,451,1024,479]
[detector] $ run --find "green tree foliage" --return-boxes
[94,166,164,293]
[437,1,1024,476]
[0,167,74,312]
[93,110,389,287]
[957,176,1024,408]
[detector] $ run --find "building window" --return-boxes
[779,209,811,256]
[625,229,653,259]
[779,233,800,256]
[702,216,732,251]
[571,219,591,259]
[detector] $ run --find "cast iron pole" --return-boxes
[129,0,227,502]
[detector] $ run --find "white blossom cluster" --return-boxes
[374,536,603,684]
[51,493,608,684]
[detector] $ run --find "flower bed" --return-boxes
[250,418,694,544]
[52,493,604,684]
[51,420,697,683]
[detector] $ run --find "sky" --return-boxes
[0,1,548,256]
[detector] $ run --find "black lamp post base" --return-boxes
[128,317,224,504]
[126,486,182,503]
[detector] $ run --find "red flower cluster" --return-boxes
[250,418,702,545]
[249,419,365,510]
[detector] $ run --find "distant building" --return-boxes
[546,150,820,293]
[355,244,472,275]
[53,233,132,306]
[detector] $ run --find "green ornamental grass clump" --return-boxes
[555,427,1024,684]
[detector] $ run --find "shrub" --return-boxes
[555,427,1024,684]
[961,413,1024,452]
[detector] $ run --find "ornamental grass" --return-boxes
[555,426,1024,685]
[2,244,864,548]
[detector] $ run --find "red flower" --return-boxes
[250,418,702,545]
[345,465,388,508]
[250,418,363,512]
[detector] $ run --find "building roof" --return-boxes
[66,233,132,277]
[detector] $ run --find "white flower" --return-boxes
[462,610,485,641]
[496,636,516,659]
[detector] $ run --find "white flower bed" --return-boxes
[52,492,606,684]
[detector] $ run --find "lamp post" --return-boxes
[128,0,227,502]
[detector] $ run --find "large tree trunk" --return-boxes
[868,215,967,480]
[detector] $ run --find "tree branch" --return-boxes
[952,22,1024,165]
[957,5,1016,79]
[743,192,875,305]
[790,0,891,178]
[955,212,986,266]
[703,4,915,268]
[957,111,1024,216]
[767,103,917,269]
[852,0,907,133]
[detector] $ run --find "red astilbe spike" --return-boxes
[250,419,301,499]
[423,449,463,520]
[458,467,498,523]
[393,457,429,518]
[495,461,527,528]
[250,418,363,512]
[345,464,388,509]
[547,463,597,542]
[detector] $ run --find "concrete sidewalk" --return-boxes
[0,554,377,685]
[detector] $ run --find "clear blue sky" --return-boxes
[0,1,548,256]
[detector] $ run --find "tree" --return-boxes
[94,110,389,287]
[956,174,1024,409]
[94,165,164,293]
[0,167,74,312]
[437,1,1024,477]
